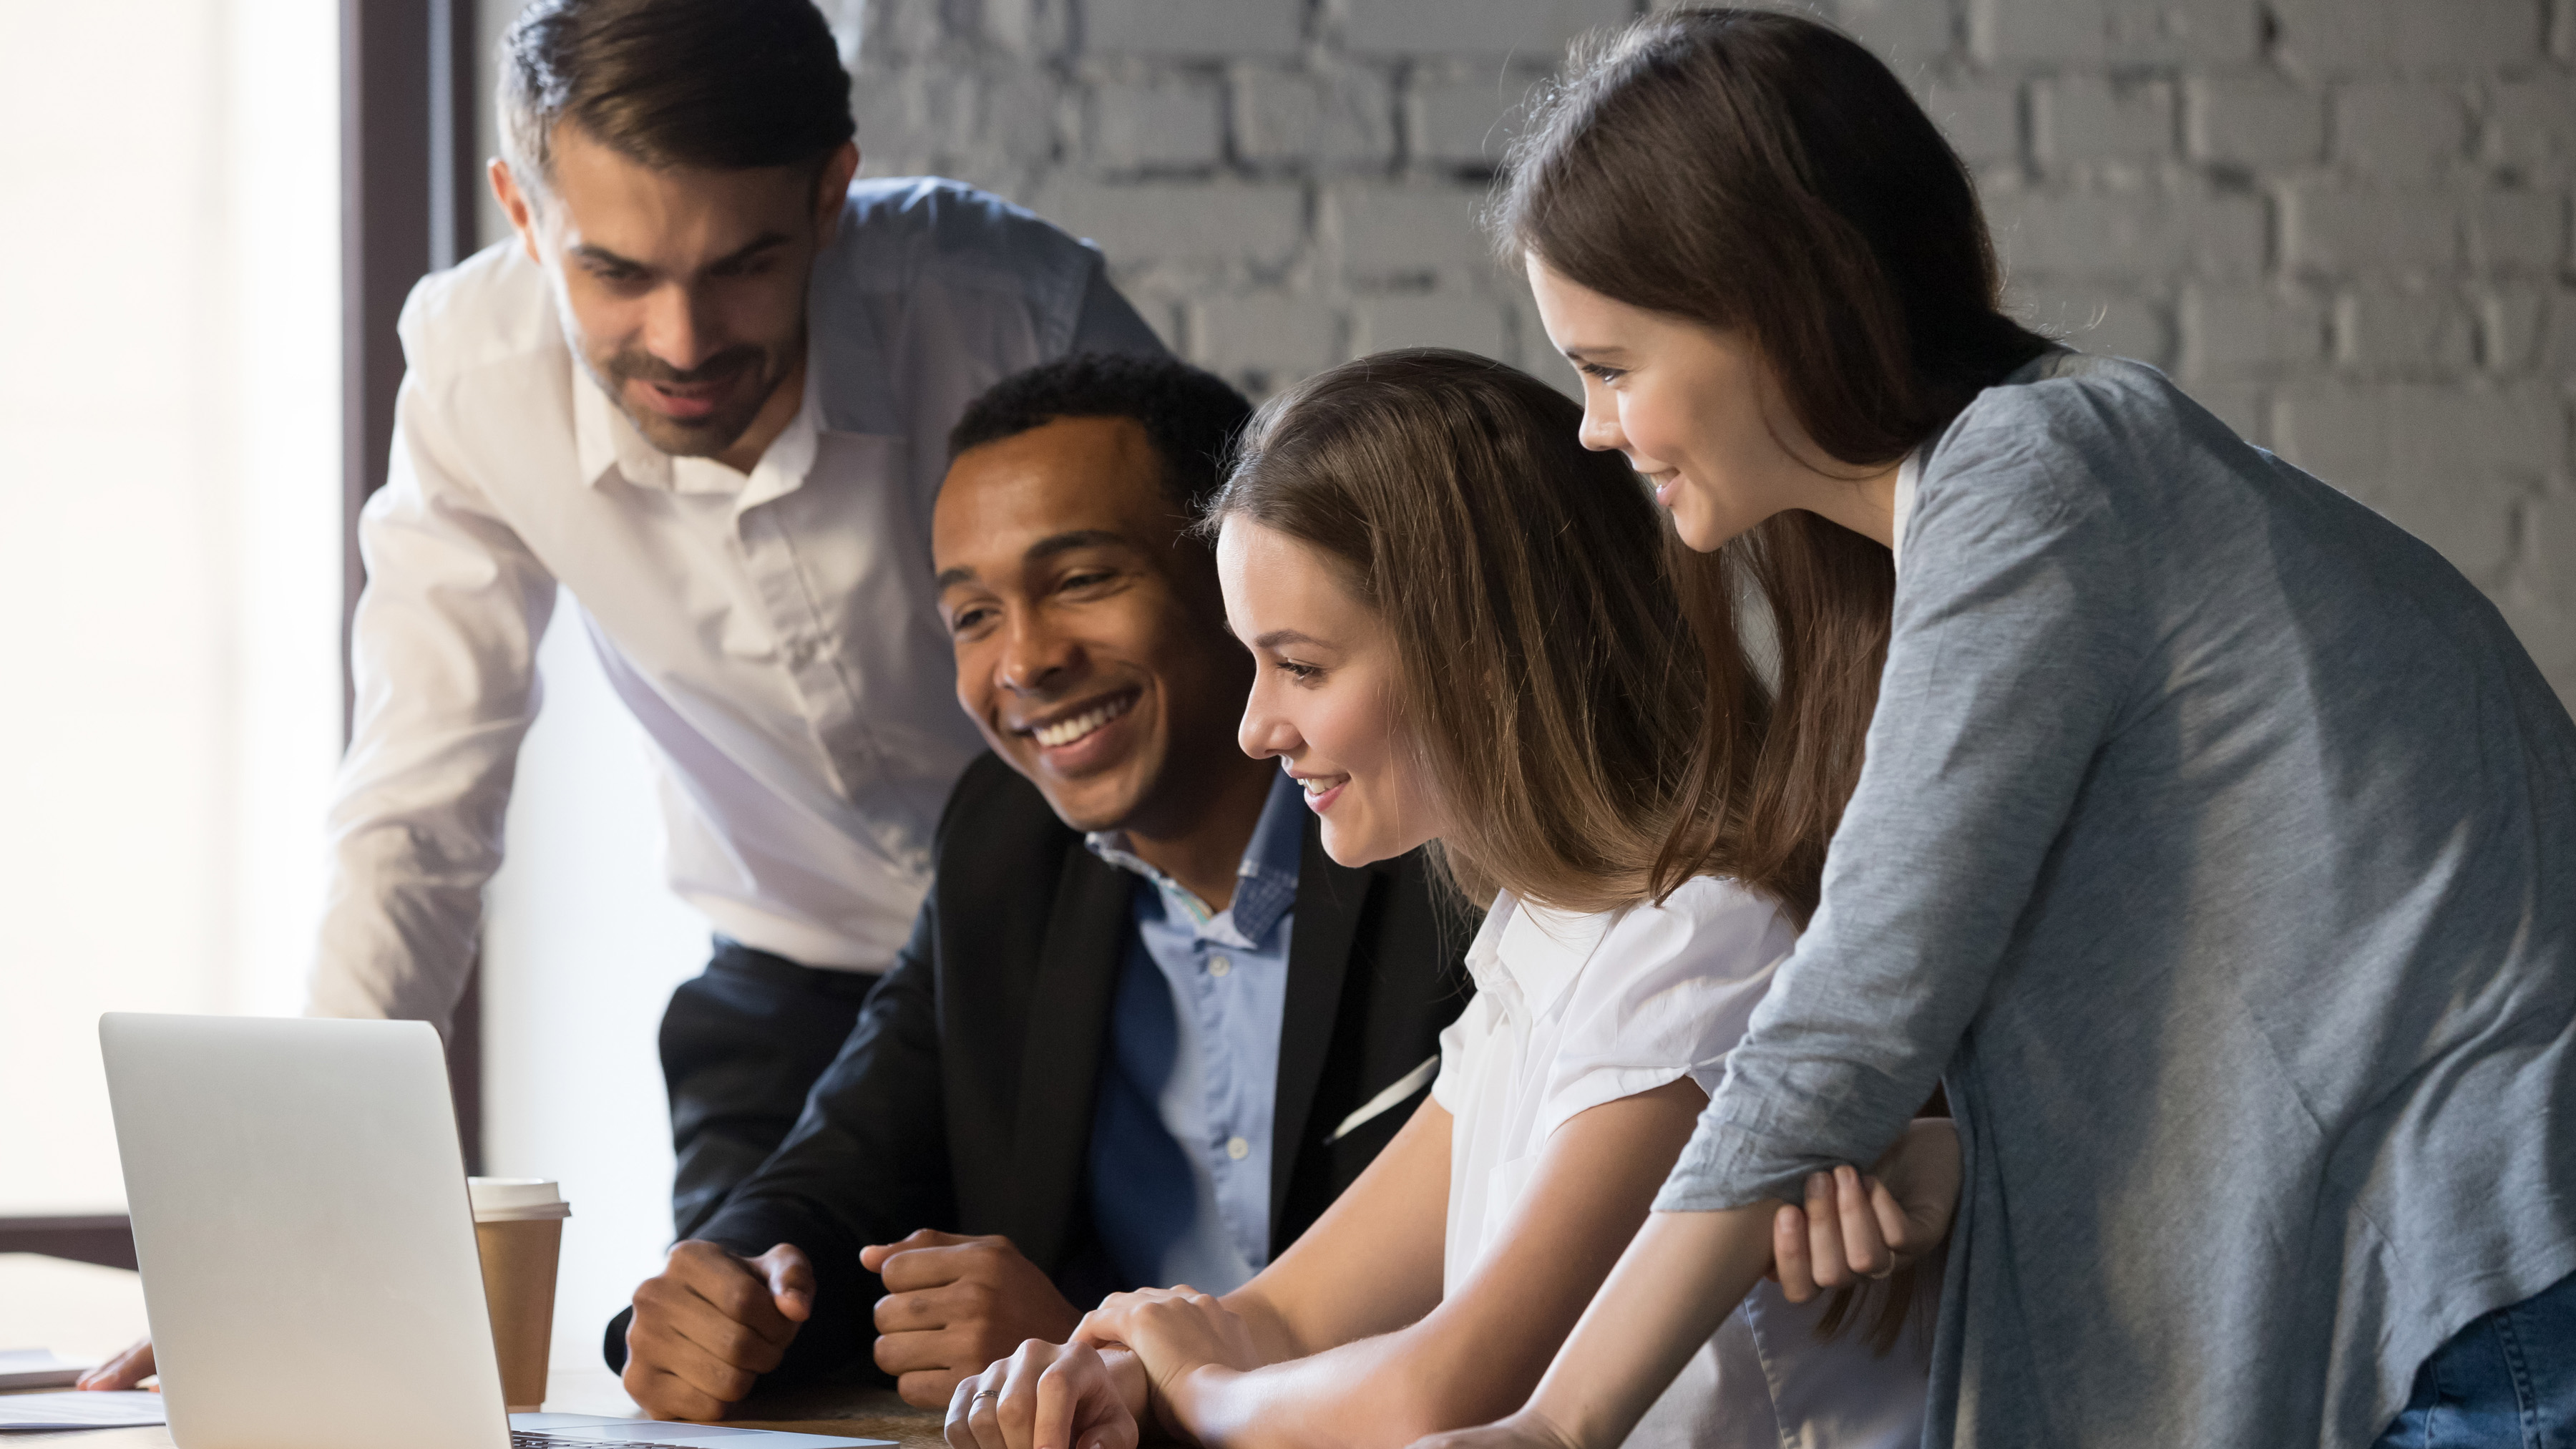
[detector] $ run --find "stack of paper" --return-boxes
[0,1391,166,1430]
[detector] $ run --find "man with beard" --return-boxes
[81,0,1163,1393]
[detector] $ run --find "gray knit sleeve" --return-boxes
[1657,387,2150,1211]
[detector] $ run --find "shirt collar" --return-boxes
[570,339,824,505]
[1465,892,1619,1020]
[1085,770,1307,946]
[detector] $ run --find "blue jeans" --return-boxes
[2375,1270,2576,1449]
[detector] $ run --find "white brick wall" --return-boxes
[825,0,2575,706]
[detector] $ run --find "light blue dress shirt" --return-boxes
[1082,771,1304,1294]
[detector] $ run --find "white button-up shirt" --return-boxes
[313,178,1163,1028]
[1433,878,1928,1449]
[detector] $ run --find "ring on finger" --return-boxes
[971,1390,1000,1402]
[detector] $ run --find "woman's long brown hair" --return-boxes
[1498,8,2053,928]
[1205,348,1729,917]
[1496,7,2055,1345]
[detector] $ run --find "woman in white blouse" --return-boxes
[942,350,1958,1449]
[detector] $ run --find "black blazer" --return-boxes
[694,752,1475,1382]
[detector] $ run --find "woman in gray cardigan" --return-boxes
[1428,11,2576,1449]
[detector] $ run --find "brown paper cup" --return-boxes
[469,1178,570,1413]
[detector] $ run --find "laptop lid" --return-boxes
[102,1013,509,1449]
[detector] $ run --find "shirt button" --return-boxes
[1226,1136,1251,1161]
[1208,955,1231,977]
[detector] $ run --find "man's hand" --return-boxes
[623,1241,814,1420]
[863,1230,1083,1408]
[76,1337,156,1392]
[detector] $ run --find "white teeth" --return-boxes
[1032,693,1134,748]
[1301,776,1336,795]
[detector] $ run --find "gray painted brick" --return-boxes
[2009,283,2175,365]
[1192,293,1343,387]
[2277,383,2562,483]
[2272,0,2545,72]
[2180,283,2328,378]
[2336,289,2479,373]
[1091,80,1225,169]
[1336,184,1500,275]
[1033,178,1307,268]
[2526,494,2576,607]
[2481,285,2576,373]
[1355,293,1513,361]
[1831,0,1961,63]
[2283,184,2462,272]
[1344,0,1632,57]
[1236,66,1397,168]
[2489,79,2576,173]
[1927,81,2021,167]
[2332,82,2471,183]
[2185,77,2326,167]
[1986,187,2265,279]
[2036,77,2177,165]
[1413,72,1546,168]
[1973,0,2260,65]
[1084,0,1304,57]
[2472,190,2571,270]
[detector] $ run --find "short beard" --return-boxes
[587,337,796,459]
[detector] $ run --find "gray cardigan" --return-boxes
[1657,352,2576,1448]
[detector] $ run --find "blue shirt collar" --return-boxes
[1085,770,1307,945]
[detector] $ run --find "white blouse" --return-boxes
[1430,877,1928,1449]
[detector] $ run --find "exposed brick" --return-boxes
[2331,82,2471,183]
[1033,178,1307,268]
[2036,77,2177,165]
[2008,283,2175,366]
[1091,79,1224,169]
[2523,493,2576,608]
[2185,77,2327,167]
[2335,289,2479,374]
[1084,0,1304,57]
[2281,184,2462,273]
[1335,184,1500,275]
[2271,0,2545,72]
[1927,81,2021,167]
[2488,79,2576,174]
[1191,293,1342,389]
[2275,383,2562,484]
[1973,0,2260,65]
[1353,293,1513,361]
[2472,190,2571,270]
[2481,284,2576,373]
[1235,66,1397,168]
[1832,0,1961,64]
[2180,283,2328,379]
[1412,71,1546,169]
[1344,0,1631,57]
[1985,187,2266,279]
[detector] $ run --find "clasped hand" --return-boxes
[943,1285,1253,1449]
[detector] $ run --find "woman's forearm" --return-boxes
[1523,1205,1777,1449]
[1167,1324,1510,1449]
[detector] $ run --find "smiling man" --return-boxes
[609,354,1474,1419]
[74,5,1171,1395]
[321,0,1166,1237]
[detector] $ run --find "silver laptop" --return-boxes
[100,1013,884,1449]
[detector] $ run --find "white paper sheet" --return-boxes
[0,1352,95,1391]
[0,1390,167,1430]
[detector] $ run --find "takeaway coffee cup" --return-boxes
[468,1177,572,1412]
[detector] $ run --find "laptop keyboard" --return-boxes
[514,1435,693,1449]
[509,1423,696,1433]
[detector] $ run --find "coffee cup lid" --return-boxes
[468,1176,572,1222]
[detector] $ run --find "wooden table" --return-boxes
[0,1254,944,1448]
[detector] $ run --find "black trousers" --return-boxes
[660,938,877,1243]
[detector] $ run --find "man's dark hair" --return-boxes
[500,0,855,182]
[948,353,1254,517]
